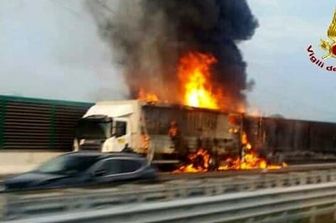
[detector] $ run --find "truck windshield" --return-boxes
[76,119,112,139]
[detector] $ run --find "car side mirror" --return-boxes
[93,169,107,177]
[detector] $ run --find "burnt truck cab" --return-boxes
[74,115,130,153]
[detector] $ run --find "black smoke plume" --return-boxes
[87,0,258,110]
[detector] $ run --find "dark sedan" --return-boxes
[3,152,157,191]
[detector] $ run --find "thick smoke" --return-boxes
[87,0,258,110]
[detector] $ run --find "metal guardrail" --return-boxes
[2,168,336,222]
[3,182,336,223]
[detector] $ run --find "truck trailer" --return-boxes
[73,100,242,168]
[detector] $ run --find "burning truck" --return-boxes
[73,100,285,172]
[72,49,285,172]
[80,1,286,171]
[70,34,288,171]
[73,100,237,169]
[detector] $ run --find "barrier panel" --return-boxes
[0,95,92,150]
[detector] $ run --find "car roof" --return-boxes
[65,151,145,160]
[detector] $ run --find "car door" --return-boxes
[92,159,123,183]
[92,158,143,183]
[118,158,143,180]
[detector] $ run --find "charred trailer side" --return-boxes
[243,116,336,164]
[142,105,242,169]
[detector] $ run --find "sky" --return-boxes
[1,0,336,122]
[243,0,336,122]
[0,0,128,101]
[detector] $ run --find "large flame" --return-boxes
[137,52,224,110]
[178,52,221,110]
[135,51,287,172]
[175,131,286,173]
[218,131,286,171]
[138,88,159,103]
[174,148,211,173]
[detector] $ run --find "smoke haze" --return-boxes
[87,0,258,110]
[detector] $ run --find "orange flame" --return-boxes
[135,51,287,173]
[175,131,286,173]
[174,148,211,173]
[218,131,286,170]
[218,153,268,171]
[138,88,159,103]
[178,52,221,110]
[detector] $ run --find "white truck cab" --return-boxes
[73,100,142,153]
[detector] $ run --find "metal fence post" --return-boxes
[49,105,56,149]
[0,98,7,149]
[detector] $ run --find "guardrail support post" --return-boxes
[333,204,336,221]
[299,175,307,185]
[309,206,317,223]
[331,172,336,182]
[320,173,327,183]
[244,217,255,223]
[0,194,6,221]
[276,178,284,187]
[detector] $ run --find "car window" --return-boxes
[121,160,142,173]
[36,155,98,174]
[100,159,122,174]
[98,159,142,175]
[115,121,127,137]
